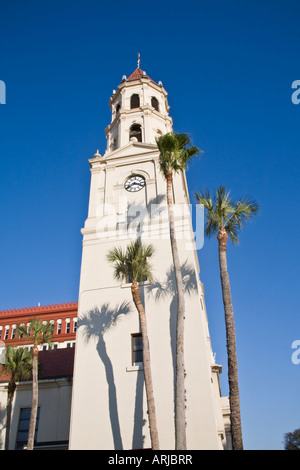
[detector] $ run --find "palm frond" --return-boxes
[195,186,259,243]
[18,318,53,347]
[107,240,155,284]
[1,346,32,381]
[235,197,259,220]
[195,189,213,211]
[205,211,220,237]
[174,133,191,150]
[17,324,28,339]
[156,132,177,153]
[106,246,126,263]
[225,218,240,244]
[180,146,201,170]
[196,189,220,237]
[156,132,201,177]
[107,246,128,281]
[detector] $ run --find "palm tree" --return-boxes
[107,240,160,450]
[0,346,32,450]
[18,318,52,450]
[195,186,259,450]
[156,132,201,450]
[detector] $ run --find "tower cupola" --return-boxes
[104,59,173,155]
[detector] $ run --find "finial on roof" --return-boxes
[137,51,141,69]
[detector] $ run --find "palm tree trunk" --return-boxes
[131,279,160,450]
[5,381,16,450]
[166,170,187,450]
[27,347,39,450]
[217,227,243,450]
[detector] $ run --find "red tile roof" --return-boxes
[126,68,155,83]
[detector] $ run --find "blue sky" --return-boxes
[1,0,299,450]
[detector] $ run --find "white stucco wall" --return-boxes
[69,143,227,450]
[69,71,230,450]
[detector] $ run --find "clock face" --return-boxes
[124,175,146,192]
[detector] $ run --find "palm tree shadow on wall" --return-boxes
[132,368,147,449]
[148,261,198,411]
[79,301,132,450]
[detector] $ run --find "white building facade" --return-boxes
[0,378,72,450]
[69,66,231,450]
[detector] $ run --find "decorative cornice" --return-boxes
[0,302,78,318]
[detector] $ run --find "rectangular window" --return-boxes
[16,407,40,450]
[132,333,143,365]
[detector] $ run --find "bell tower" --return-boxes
[105,60,172,153]
[69,62,231,450]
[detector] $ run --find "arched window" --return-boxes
[129,124,142,142]
[151,96,159,112]
[116,103,121,114]
[130,94,140,109]
[11,324,16,339]
[19,323,25,338]
[4,325,10,340]
[57,319,62,335]
[111,137,118,151]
